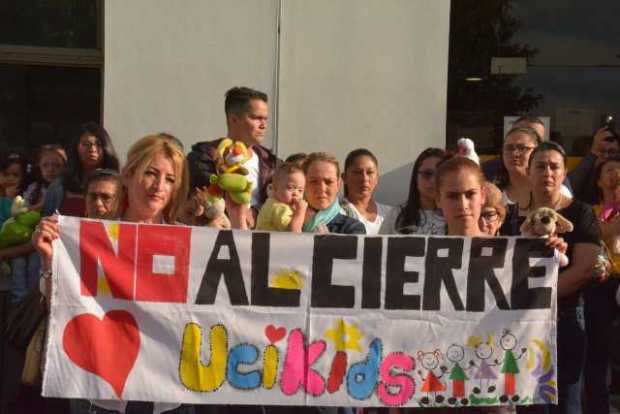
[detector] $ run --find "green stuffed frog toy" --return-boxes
[209,138,254,205]
[0,196,41,249]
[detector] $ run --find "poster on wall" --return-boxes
[43,217,558,408]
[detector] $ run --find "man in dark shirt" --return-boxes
[187,86,279,225]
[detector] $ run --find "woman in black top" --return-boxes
[502,142,600,414]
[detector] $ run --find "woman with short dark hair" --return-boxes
[341,148,392,235]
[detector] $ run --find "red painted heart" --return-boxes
[265,324,286,344]
[63,310,140,398]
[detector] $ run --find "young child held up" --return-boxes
[256,160,307,232]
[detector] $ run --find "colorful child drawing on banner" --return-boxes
[528,338,557,404]
[417,349,447,406]
[468,335,498,399]
[497,329,527,403]
[446,344,469,406]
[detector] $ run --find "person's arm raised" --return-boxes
[225,195,250,230]
[32,215,59,271]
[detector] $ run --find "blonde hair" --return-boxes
[303,152,340,177]
[482,182,507,223]
[122,134,189,223]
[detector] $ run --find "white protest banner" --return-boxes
[43,216,558,408]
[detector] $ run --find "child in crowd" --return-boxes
[0,152,30,224]
[0,153,22,289]
[256,160,307,232]
[0,153,34,303]
[23,145,67,210]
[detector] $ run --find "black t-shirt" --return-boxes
[501,199,600,307]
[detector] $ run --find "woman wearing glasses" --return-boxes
[380,148,446,235]
[479,182,507,236]
[498,127,573,208]
[497,127,543,209]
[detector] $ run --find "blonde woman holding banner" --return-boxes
[33,134,194,414]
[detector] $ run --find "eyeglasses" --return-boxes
[503,144,535,154]
[479,210,499,223]
[417,169,436,180]
[86,192,117,204]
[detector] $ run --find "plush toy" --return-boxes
[593,246,612,281]
[457,137,480,165]
[196,185,231,229]
[520,207,573,267]
[0,196,41,248]
[209,138,253,205]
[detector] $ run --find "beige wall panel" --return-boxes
[277,0,450,205]
[104,0,279,161]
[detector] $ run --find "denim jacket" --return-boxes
[41,178,65,217]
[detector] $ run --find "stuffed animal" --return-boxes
[195,185,231,229]
[209,138,253,205]
[593,245,612,281]
[457,137,480,165]
[520,207,573,267]
[0,196,41,248]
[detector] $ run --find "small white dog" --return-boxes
[520,207,573,267]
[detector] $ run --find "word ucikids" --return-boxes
[179,322,549,407]
[180,322,414,405]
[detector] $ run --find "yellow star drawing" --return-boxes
[324,319,363,352]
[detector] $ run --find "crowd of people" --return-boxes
[0,86,619,414]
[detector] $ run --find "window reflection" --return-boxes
[0,2,99,49]
[447,0,620,156]
[0,64,101,153]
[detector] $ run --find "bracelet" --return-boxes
[40,269,52,279]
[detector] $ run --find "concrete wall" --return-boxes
[104,0,451,205]
[103,0,279,156]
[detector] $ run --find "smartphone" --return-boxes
[603,114,616,131]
